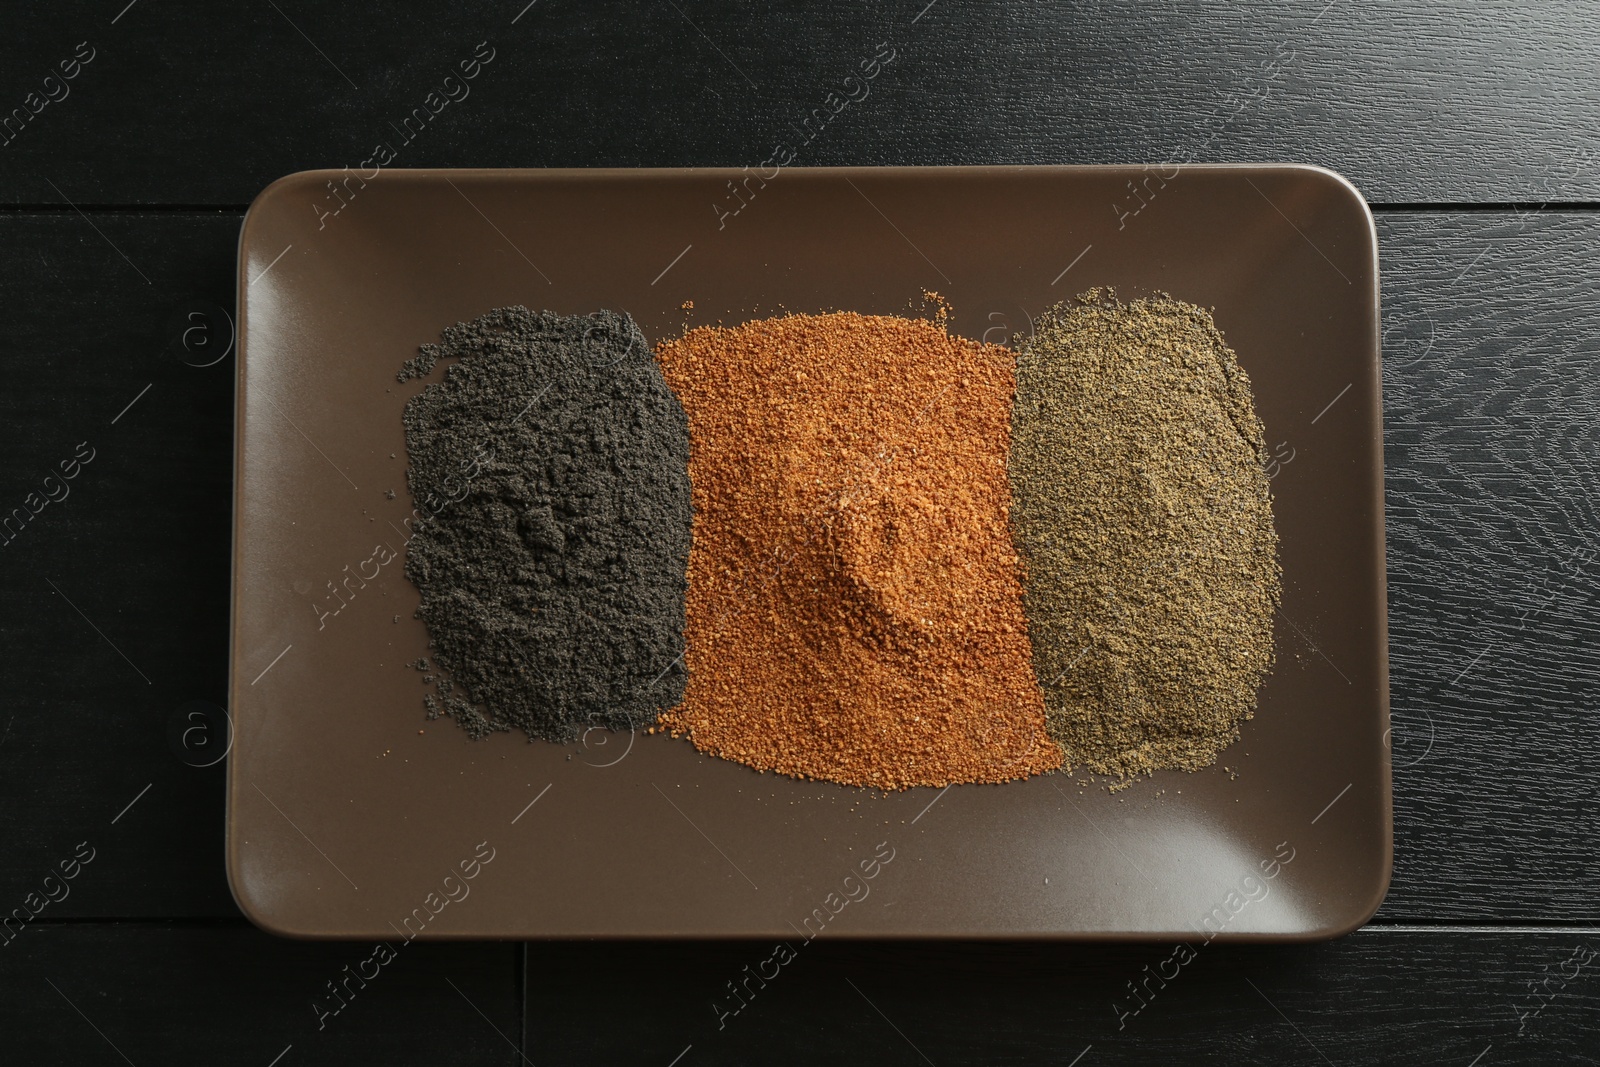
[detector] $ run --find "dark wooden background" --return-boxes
[2,2,1597,1063]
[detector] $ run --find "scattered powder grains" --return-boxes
[1009,290,1281,786]
[398,306,692,742]
[654,312,1062,790]
[397,296,1282,795]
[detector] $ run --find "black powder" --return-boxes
[398,306,692,742]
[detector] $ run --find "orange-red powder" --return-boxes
[653,312,1061,789]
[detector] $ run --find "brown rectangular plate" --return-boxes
[229,165,1389,940]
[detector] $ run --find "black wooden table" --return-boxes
[2,3,1596,1063]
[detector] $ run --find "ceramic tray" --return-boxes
[229,165,1389,940]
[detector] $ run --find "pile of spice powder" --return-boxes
[653,312,1062,790]
[397,306,691,742]
[1009,290,1281,785]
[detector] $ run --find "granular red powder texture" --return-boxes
[654,312,1061,789]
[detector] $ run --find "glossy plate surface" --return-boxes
[229,166,1388,939]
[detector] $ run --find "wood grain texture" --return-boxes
[1,210,1597,927]
[2,4,1597,1063]
[2,2,1600,206]
[1378,211,1600,922]
[525,932,1600,1065]
[0,215,238,917]
[0,925,521,1066]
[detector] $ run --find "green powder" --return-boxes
[1009,290,1281,786]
